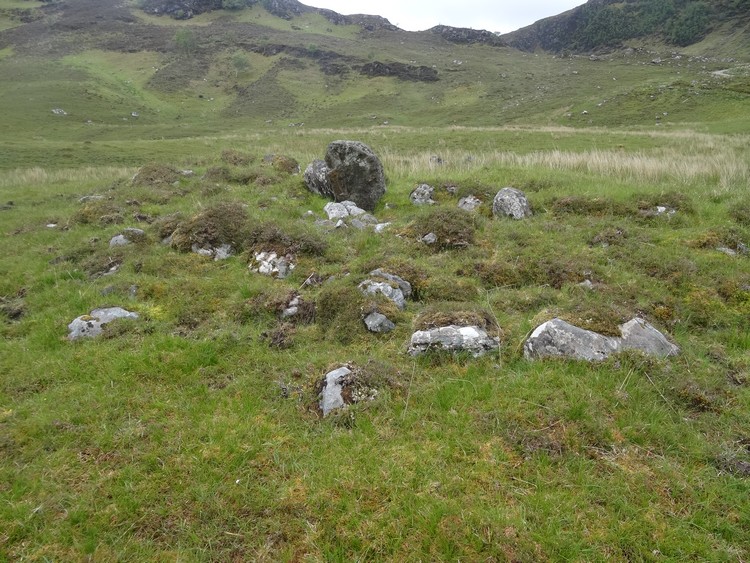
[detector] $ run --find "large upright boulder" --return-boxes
[322,141,386,212]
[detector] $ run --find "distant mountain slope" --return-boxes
[503,0,750,53]
[0,0,748,140]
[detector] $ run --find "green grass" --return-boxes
[1,124,750,559]
[1,2,750,559]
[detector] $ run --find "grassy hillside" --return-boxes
[504,0,750,55]
[1,0,750,560]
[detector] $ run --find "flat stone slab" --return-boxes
[68,307,139,340]
[524,317,679,361]
[408,325,500,357]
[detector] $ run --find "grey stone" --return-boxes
[191,243,233,261]
[408,325,500,357]
[68,307,139,340]
[251,251,295,279]
[323,200,366,220]
[319,366,351,416]
[324,140,386,212]
[524,318,619,361]
[342,201,367,216]
[524,317,679,361]
[109,235,131,247]
[717,247,737,257]
[358,280,406,310]
[79,195,105,203]
[458,195,482,211]
[364,312,395,333]
[110,228,146,247]
[318,366,379,417]
[369,269,412,298]
[493,187,532,220]
[421,232,437,245]
[304,160,333,198]
[374,223,391,233]
[410,184,435,205]
[619,318,680,357]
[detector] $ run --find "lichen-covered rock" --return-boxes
[410,184,435,205]
[109,228,146,247]
[524,317,679,361]
[523,318,618,361]
[492,187,532,220]
[368,269,412,299]
[408,325,499,357]
[364,312,395,333]
[358,280,406,310]
[191,243,233,261]
[618,318,680,357]
[68,307,139,340]
[251,251,295,279]
[324,200,367,220]
[324,140,386,212]
[304,159,333,198]
[458,195,482,211]
[318,365,379,417]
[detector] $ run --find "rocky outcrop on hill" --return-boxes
[428,25,504,46]
[358,62,438,82]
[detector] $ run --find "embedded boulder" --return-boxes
[458,195,482,212]
[191,243,233,261]
[251,251,295,279]
[523,318,619,361]
[318,365,379,417]
[358,269,411,310]
[109,228,146,248]
[407,325,499,357]
[492,187,532,220]
[364,312,395,333]
[410,184,436,205]
[524,317,679,361]
[68,307,139,340]
[618,318,680,357]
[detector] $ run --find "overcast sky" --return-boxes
[305,1,586,34]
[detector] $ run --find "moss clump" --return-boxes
[411,207,477,250]
[633,191,694,214]
[729,201,750,226]
[249,222,327,256]
[170,202,249,252]
[71,200,124,226]
[551,195,629,217]
[315,281,368,344]
[419,275,479,303]
[265,154,300,175]
[473,258,586,290]
[414,303,498,331]
[132,163,181,187]
[221,149,254,166]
